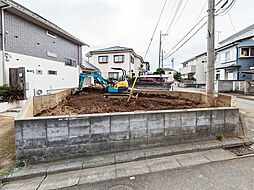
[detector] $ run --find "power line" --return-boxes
[169,0,190,35]
[164,21,207,59]
[228,12,236,32]
[163,0,178,32]
[144,0,168,59]
[165,0,184,34]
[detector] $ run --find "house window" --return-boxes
[65,58,77,67]
[225,51,230,61]
[130,56,134,64]
[46,31,57,38]
[108,72,119,79]
[48,70,57,75]
[241,47,254,57]
[98,56,108,63]
[114,55,124,63]
[47,51,57,58]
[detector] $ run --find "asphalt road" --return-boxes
[73,156,254,190]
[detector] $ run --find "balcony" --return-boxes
[179,65,196,75]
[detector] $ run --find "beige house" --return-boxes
[179,52,207,84]
[86,46,149,79]
[163,68,176,82]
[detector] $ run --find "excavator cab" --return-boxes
[108,68,128,93]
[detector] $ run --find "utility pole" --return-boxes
[206,0,215,106]
[171,58,174,70]
[159,30,162,68]
[161,49,164,68]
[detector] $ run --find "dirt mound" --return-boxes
[37,89,208,117]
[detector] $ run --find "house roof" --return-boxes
[89,46,133,53]
[1,0,88,46]
[87,46,146,63]
[180,52,207,64]
[219,24,254,45]
[81,60,100,71]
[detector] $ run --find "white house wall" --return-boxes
[88,52,142,79]
[2,51,79,97]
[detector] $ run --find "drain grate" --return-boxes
[226,146,254,156]
[109,185,134,190]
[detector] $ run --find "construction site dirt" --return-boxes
[36,88,209,117]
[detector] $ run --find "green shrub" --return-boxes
[173,72,182,82]
[0,85,8,101]
[216,134,225,141]
[154,68,165,75]
[126,75,133,86]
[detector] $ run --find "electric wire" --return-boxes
[228,12,236,32]
[163,0,236,59]
[144,0,168,59]
[164,21,207,59]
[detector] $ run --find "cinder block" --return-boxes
[16,148,46,161]
[147,129,164,138]
[165,127,181,136]
[46,146,70,161]
[164,136,182,145]
[212,110,225,126]
[69,135,90,145]
[195,125,210,137]
[91,133,110,143]
[88,142,112,155]
[181,126,196,135]
[211,124,225,136]
[110,131,129,141]
[130,114,147,131]
[130,138,147,150]
[147,137,164,148]
[112,140,130,152]
[22,120,46,139]
[147,113,164,129]
[91,116,110,134]
[111,115,129,132]
[224,124,239,137]
[130,130,147,139]
[23,138,46,149]
[47,127,68,138]
[69,117,90,127]
[165,113,181,128]
[69,144,90,155]
[181,112,196,127]
[47,136,69,147]
[196,111,211,126]
[47,118,68,128]
[69,125,90,136]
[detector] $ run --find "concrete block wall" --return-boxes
[15,108,239,163]
[33,88,75,115]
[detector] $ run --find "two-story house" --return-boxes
[215,24,254,80]
[0,0,87,97]
[86,46,149,79]
[179,52,207,84]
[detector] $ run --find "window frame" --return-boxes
[240,47,254,57]
[46,31,57,39]
[130,55,134,64]
[98,56,108,63]
[65,58,77,67]
[48,70,57,75]
[225,51,231,62]
[108,72,119,79]
[47,51,57,58]
[114,55,125,63]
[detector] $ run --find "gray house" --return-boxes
[215,24,254,80]
[0,0,88,96]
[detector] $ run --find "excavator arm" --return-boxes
[78,72,109,90]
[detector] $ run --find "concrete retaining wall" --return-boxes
[33,88,76,116]
[15,107,239,163]
[215,80,254,95]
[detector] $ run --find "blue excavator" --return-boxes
[78,68,129,94]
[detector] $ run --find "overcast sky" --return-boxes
[17,0,254,71]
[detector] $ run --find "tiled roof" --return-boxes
[81,60,100,71]
[89,46,133,53]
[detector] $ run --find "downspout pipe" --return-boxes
[1,5,11,85]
